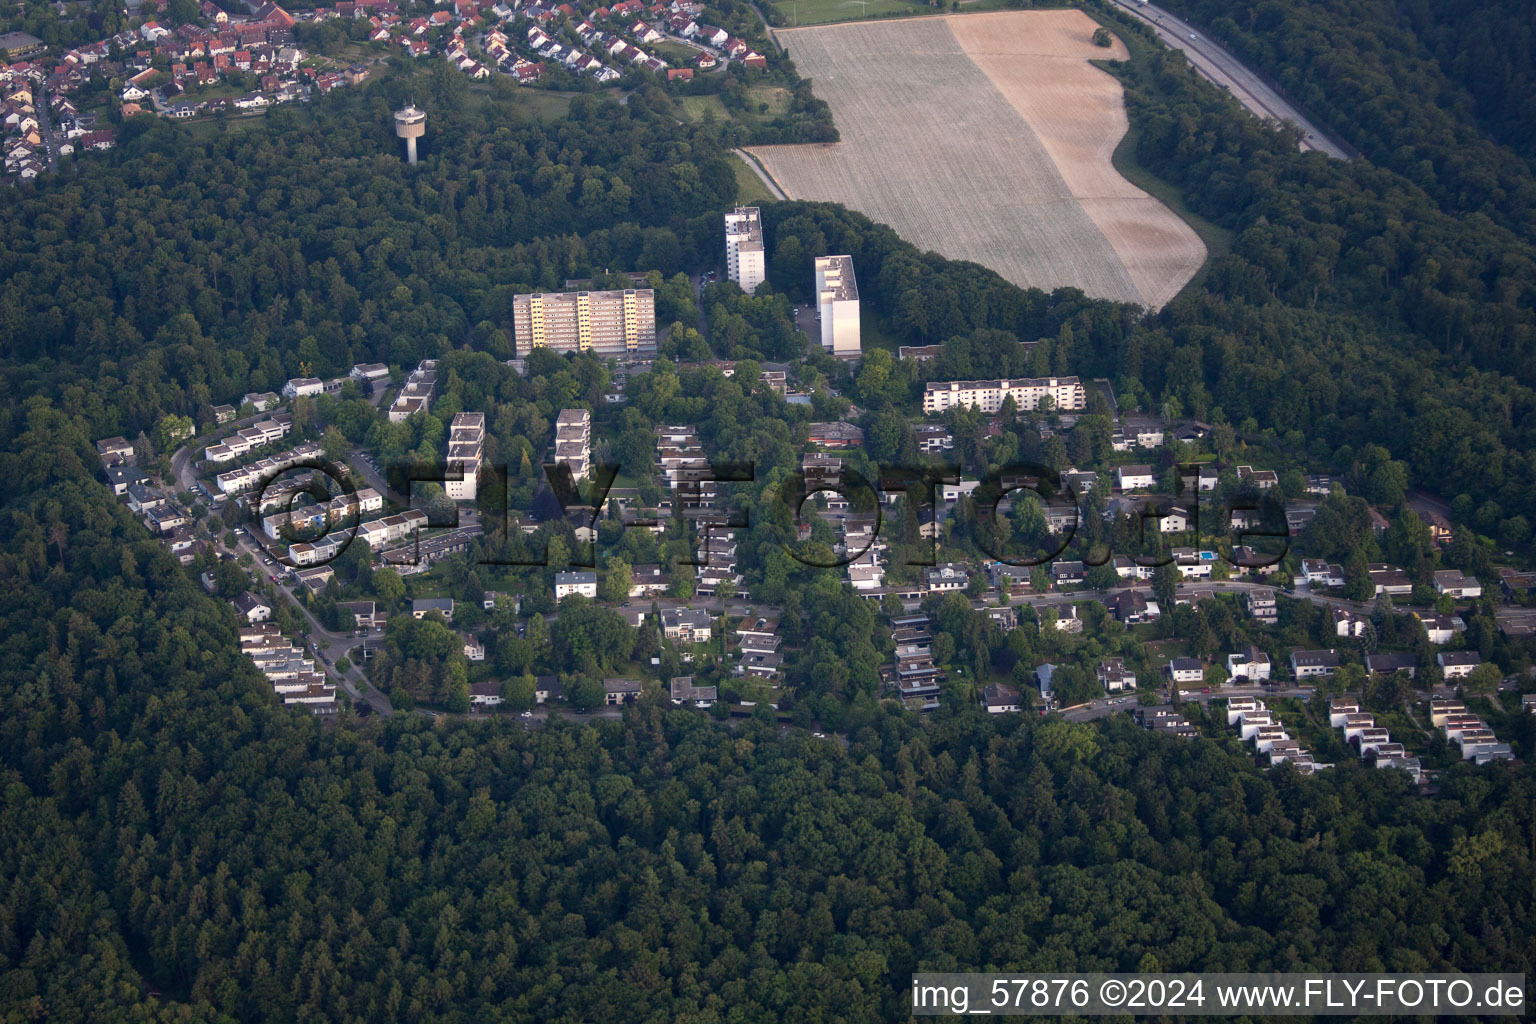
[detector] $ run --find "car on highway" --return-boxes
[521,711,533,718]
[1189,32,1198,40]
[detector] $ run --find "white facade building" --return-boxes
[922,377,1087,415]
[446,411,484,500]
[814,255,861,356]
[724,206,766,295]
[554,570,598,601]
[554,408,592,481]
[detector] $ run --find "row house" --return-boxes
[214,442,323,495]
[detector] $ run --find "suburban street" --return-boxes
[229,524,396,716]
[34,82,57,173]
[1108,0,1351,160]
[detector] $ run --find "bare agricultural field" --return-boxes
[749,11,1206,309]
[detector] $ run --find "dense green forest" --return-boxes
[4,4,1536,1016]
[1154,0,1536,237]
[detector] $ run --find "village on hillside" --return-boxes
[85,205,1536,792]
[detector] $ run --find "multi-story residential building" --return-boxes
[512,288,656,356]
[723,206,766,294]
[923,564,968,594]
[1227,645,1272,682]
[1165,658,1205,685]
[922,377,1087,415]
[387,361,437,423]
[814,255,861,356]
[282,377,323,399]
[350,362,390,387]
[203,417,292,463]
[661,606,712,644]
[1416,611,1466,645]
[913,424,954,453]
[242,391,281,412]
[553,570,598,602]
[446,411,484,500]
[355,509,429,550]
[213,442,323,494]
[807,421,865,448]
[553,408,591,480]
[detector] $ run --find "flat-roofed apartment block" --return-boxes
[724,206,766,295]
[654,423,716,511]
[512,288,656,357]
[554,408,592,480]
[388,360,437,423]
[446,411,484,500]
[814,255,861,356]
[922,377,1087,415]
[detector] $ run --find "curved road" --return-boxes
[732,147,788,200]
[1108,0,1350,160]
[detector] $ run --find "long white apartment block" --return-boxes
[446,411,484,500]
[814,255,861,356]
[922,377,1087,415]
[553,408,591,480]
[724,206,766,295]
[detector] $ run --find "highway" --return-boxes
[1107,0,1351,160]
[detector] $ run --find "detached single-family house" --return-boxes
[411,597,454,621]
[234,591,272,623]
[470,681,503,707]
[980,682,1021,713]
[1365,652,1417,677]
[1437,651,1481,679]
[1116,464,1156,492]
[1165,658,1204,685]
[1290,649,1340,679]
[603,677,642,705]
[1433,569,1482,599]
[1098,658,1135,693]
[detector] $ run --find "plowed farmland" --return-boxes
[749,11,1206,309]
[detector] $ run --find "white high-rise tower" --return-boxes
[724,206,766,295]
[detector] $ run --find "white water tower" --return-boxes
[393,104,426,164]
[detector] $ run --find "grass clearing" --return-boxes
[727,153,778,203]
[679,94,732,122]
[748,85,793,116]
[771,0,930,27]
